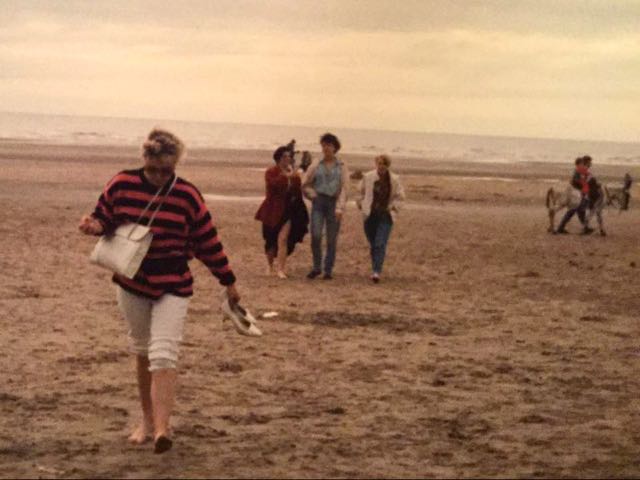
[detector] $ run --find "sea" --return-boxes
[1,111,638,166]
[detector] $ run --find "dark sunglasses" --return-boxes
[145,166,174,176]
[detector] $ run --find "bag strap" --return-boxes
[127,175,178,239]
[147,175,178,226]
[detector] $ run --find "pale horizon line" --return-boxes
[2,109,637,147]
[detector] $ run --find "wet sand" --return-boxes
[0,142,639,478]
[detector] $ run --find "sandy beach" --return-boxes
[0,141,639,478]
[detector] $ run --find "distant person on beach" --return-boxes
[555,156,594,235]
[255,145,309,278]
[78,128,240,454]
[356,154,406,283]
[302,133,349,280]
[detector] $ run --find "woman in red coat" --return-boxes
[255,146,309,278]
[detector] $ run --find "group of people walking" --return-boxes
[255,132,406,283]
[78,128,405,454]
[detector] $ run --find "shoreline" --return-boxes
[0,141,637,182]
[2,134,640,169]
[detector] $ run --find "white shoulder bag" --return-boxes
[89,176,177,279]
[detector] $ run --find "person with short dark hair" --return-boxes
[319,133,341,152]
[302,133,349,280]
[255,146,308,278]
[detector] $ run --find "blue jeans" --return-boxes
[557,195,588,231]
[310,195,341,274]
[364,212,393,274]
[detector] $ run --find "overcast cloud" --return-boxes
[1,1,638,141]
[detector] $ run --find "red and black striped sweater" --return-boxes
[91,168,236,299]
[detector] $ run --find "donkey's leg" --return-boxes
[548,208,556,233]
[597,209,606,236]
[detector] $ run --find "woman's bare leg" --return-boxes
[265,249,276,274]
[151,368,177,446]
[276,221,291,277]
[128,355,154,444]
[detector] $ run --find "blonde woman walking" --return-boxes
[79,128,240,453]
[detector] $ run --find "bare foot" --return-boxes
[128,423,153,445]
[276,270,288,279]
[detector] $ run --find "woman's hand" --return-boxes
[78,215,104,235]
[226,284,241,305]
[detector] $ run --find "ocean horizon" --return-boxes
[1,111,638,166]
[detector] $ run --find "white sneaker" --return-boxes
[221,291,262,337]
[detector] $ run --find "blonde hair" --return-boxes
[143,128,185,162]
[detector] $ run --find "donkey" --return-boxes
[546,174,632,236]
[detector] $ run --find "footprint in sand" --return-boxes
[175,423,228,439]
[519,414,552,424]
[326,407,346,415]
[220,413,271,425]
[218,361,243,373]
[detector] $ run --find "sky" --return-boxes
[1,1,639,142]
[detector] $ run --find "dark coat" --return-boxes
[255,165,309,254]
[255,166,299,227]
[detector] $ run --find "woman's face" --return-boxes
[277,151,293,170]
[376,156,389,175]
[321,142,336,159]
[144,154,177,187]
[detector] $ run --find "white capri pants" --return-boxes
[116,287,190,371]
